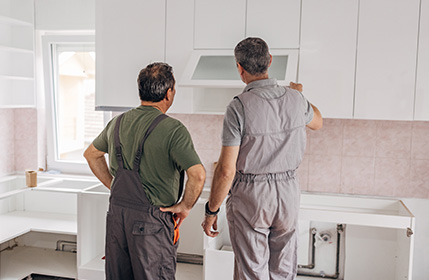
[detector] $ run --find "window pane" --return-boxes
[54,44,103,162]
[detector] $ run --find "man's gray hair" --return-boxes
[234,37,271,76]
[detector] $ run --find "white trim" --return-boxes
[41,33,104,175]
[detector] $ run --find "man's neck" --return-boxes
[244,73,269,85]
[140,101,168,114]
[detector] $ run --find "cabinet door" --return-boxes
[354,0,420,120]
[194,0,246,49]
[415,0,429,120]
[95,0,165,110]
[246,0,300,49]
[299,0,358,118]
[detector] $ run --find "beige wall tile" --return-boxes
[308,154,342,193]
[374,158,411,197]
[375,121,412,159]
[342,120,376,157]
[308,119,343,156]
[411,122,429,160]
[340,156,375,195]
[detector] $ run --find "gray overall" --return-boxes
[226,87,307,280]
[105,113,178,280]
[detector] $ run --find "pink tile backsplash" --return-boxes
[308,155,342,193]
[342,120,377,157]
[411,122,429,160]
[375,121,412,159]
[2,106,429,199]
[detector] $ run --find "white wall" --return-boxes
[35,0,95,30]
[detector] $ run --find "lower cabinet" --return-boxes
[204,193,415,280]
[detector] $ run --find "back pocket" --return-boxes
[132,221,164,236]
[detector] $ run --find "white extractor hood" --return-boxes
[180,49,299,88]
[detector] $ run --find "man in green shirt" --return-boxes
[84,62,205,280]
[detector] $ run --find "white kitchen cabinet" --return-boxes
[77,185,109,280]
[246,0,301,49]
[0,0,35,108]
[354,0,420,120]
[95,0,166,110]
[415,0,429,120]
[299,0,358,119]
[204,193,415,280]
[194,0,246,49]
[0,175,100,279]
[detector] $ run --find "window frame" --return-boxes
[42,33,109,174]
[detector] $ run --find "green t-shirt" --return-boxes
[92,106,201,207]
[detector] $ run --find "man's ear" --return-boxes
[165,88,173,101]
[237,63,245,76]
[269,54,273,67]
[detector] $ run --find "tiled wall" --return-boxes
[171,114,429,199]
[0,108,38,176]
[2,109,428,199]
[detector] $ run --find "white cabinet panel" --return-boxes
[354,0,420,120]
[165,0,195,114]
[95,0,166,110]
[415,0,429,120]
[194,0,246,49]
[246,0,300,49]
[299,0,358,119]
[0,0,35,108]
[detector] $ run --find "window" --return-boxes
[42,34,109,173]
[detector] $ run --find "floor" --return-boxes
[176,263,203,280]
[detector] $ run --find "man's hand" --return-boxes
[160,202,191,229]
[289,81,303,92]
[202,215,219,237]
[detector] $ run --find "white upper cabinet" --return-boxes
[299,0,359,119]
[354,0,420,120]
[194,0,246,49]
[95,0,166,110]
[0,0,35,108]
[246,0,301,49]
[415,0,429,120]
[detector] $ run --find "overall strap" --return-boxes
[114,114,125,168]
[132,114,169,171]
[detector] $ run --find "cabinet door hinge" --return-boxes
[407,227,414,237]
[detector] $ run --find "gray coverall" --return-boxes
[226,83,311,280]
[105,113,178,280]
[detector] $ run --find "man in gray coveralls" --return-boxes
[202,37,323,279]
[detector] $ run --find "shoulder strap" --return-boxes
[132,114,169,171]
[113,114,125,168]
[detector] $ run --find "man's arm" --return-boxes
[83,144,113,189]
[202,145,240,237]
[160,164,205,228]
[289,82,323,130]
[307,104,323,130]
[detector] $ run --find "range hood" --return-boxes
[180,49,298,88]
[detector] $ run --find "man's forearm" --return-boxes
[208,164,236,212]
[181,164,205,209]
[86,156,113,189]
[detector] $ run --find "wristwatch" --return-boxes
[205,201,220,217]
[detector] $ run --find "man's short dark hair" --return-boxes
[234,37,271,76]
[138,62,175,102]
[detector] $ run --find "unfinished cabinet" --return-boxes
[204,193,415,280]
[299,0,358,119]
[0,175,100,279]
[95,0,166,110]
[0,0,35,108]
[354,0,420,120]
